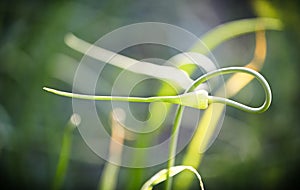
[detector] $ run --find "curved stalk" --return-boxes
[193,17,282,54]
[43,67,270,113]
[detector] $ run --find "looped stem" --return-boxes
[43,67,271,113]
[192,67,272,113]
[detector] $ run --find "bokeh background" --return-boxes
[0,0,300,189]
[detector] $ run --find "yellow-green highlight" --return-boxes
[52,117,77,190]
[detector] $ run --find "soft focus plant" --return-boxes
[44,66,272,190]
[44,17,282,190]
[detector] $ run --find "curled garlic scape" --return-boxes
[44,67,271,113]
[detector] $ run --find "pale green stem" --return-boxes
[43,67,270,113]
[192,17,282,54]
[195,67,272,113]
[165,105,184,190]
[43,87,178,104]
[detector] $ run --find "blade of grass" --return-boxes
[192,17,282,54]
[64,33,192,89]
[52,114,79,190]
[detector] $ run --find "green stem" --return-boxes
[52,120,76,190]
[192,17,282,54]
[165,105,184,190]
[196,67,272,113]
[43,87,176,103]
[43,67,271,113]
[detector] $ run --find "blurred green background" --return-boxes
[0,0,300,189]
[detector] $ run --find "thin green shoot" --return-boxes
[52,114,79,190]
[43,67,271,113]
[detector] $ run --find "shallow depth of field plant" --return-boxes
[43,17,282,190]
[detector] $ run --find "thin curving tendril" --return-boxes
[189,66,272,113]
[43,67,271,114]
